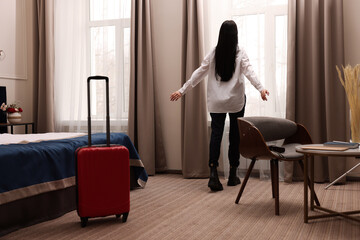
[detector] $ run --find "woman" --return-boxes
[170,20,269,191]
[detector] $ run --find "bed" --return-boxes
[0,132,148,236]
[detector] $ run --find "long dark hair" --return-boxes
[215,20,238,82]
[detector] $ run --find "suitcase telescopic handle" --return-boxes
[87,76,110,147]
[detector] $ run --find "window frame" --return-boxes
[85,1,131,120]
[230,3,287,116]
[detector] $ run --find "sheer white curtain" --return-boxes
[54,0,130,133]
[204,0,288,180]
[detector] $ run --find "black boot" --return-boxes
[227,166,241,186]
[208,166,223,191]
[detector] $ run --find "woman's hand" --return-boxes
[170,91,182,101]
[261,89,269,101]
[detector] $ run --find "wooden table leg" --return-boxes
[310,155,314,211]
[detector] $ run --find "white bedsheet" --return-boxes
[0,132,86,145]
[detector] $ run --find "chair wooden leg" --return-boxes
[298,159,320,206]
[271,159,280,215]
[235,158,256,204]
[270,160,275,199]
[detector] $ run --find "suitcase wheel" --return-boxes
[115,214,120,219]
[122,212,129,223]
[81,217,88,228]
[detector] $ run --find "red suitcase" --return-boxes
[75,76,130,227]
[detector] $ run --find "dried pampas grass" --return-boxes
[336,64,360,142]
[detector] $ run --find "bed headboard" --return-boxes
[0,86,7,133]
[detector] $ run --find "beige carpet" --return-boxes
[2,174,360,240]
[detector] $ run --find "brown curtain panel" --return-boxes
[35,0,55,133]
[181,0,209,178]
[286,0,349,183]
[128,0,166,175]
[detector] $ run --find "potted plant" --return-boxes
[1,102,23,123]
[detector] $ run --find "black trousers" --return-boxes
[209,104,245,168]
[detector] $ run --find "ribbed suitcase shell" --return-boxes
[76,146,130,218]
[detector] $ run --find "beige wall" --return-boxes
[343,0,360,177]
[151,0,183,170]
[344,0,360,66]
[0,0,36,133]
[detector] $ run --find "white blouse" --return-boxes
[179,47,264,113]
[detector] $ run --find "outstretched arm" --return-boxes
[171,49,213,100]
[170,91,182,101]
[240,48,269,101]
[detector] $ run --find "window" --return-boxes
[88,0,131,120]
[54,0,131,132]
[231,0,288,117]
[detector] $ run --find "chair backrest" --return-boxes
[242,117,297,141]
[237,116,311,160]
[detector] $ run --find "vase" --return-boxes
[350,109,360,143]
[7,112,22,123]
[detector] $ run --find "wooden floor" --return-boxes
[3,174,360,240]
